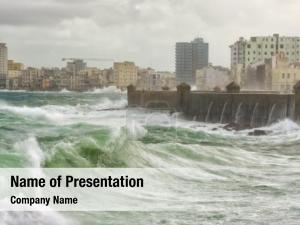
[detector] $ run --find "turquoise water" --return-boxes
[0,88,300,224]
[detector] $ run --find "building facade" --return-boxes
[66,59,87,75]
[0,43,8,88]
[6,60,24,89]
[271,53,300,92]
[114,61,137,89]
[176,38,209,85]
[230,34,300,69]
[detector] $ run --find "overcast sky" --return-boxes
[0,0,299,71]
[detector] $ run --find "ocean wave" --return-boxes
[85,86,127,94]
[0,98,128,123]
[59,88,72,93]
[0,89,27,92]
[14,136,45,167]
[0,211,73,225]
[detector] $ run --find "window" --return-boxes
[282,73,285,79]
[247,44,251,48]
[280,44,284,48]
[258,44,261,48]
[271,44,274,48]
[287,73,290,79]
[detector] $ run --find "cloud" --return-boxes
[0,0,300,70]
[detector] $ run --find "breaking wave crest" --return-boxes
[85,86,127,94]
[0,98,128,123]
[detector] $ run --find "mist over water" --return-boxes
[0,89,299,225]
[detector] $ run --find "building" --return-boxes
[230,37,246,68]
[114,61,137,89]
[0,43,8,88]
[6,60,24,89]
[176,38,209,85]
[137,68,155,90]
[78,67,109,88]
[8,60,24,71]
[230,34,300,69]
[20,67,42,90]
[139,72,161,91]
[101,68,114,86]
[66,59,87,75]
[271,53,300,92]
[241,52,300,92]
[196,65,230,91]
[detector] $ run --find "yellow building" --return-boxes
[114,61,137,89]
[8,60,24,71]
[6,60,24,89]
[271,53,300,93]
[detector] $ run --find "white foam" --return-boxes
[14,137,44,167]
[0,97,128,126]
[59,88,72,93]
[85,86,127,94]
[0,211,74,225]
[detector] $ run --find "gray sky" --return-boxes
[0,0,299,71]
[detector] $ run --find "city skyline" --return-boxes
[1,0,300,70]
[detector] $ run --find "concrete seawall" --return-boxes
[127,81,300,129]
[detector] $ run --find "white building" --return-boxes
[230,34,300,69]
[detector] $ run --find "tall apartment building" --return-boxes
[114,61,137,89]
[176,38,209,85]
[230,34,300,69]
[66,59,87,75]
[0,43,8,88]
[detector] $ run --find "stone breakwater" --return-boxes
[127,81,300,130]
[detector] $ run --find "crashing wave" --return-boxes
[85,86,127,94]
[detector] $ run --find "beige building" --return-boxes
[137,68,155,90]
[79,67,104,88]
[6,60,24,89]
[137,69,176,91]
[20,67,42,90]
[114,61,137,89]
[8,60,24,71]
[271,53,300,92]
